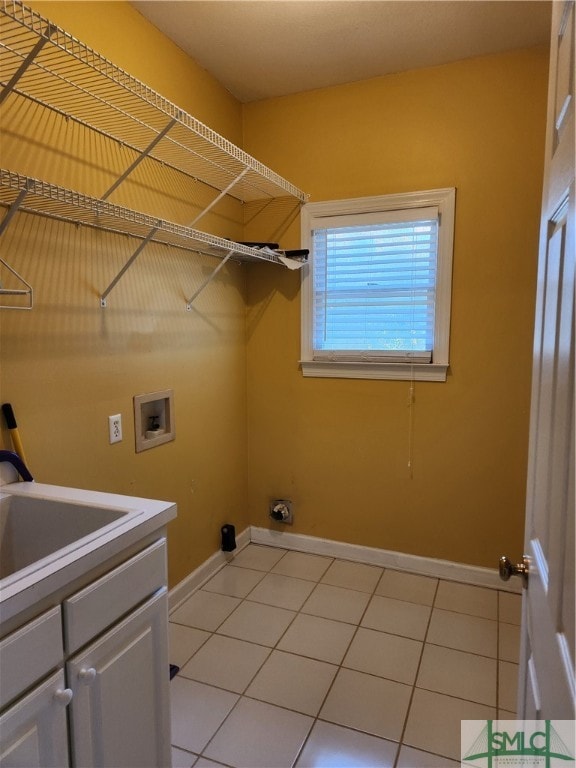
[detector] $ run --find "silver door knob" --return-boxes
[499,555,529,583]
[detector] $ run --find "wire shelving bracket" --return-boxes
[0,177,33,309]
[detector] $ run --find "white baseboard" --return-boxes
[250,526,522,593]
[168,526,251,612]
[169,524,520,610]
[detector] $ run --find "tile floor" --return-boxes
[169,544,521,768]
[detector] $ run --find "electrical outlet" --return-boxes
[108,414,122,444]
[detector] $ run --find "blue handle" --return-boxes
[0,450,33,481]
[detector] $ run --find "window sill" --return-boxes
[300,360,448,382]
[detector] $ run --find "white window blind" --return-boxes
[301,188,455,381]
[312,207,439,363]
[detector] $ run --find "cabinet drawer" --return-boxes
[0,606,63,711]
[63,538,166,653]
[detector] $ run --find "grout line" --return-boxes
[191,550,333,764]
[190,560,282,763]
[407,683,498,709]
[423,639,498,661]
[290,562,386,767]
[168,625,212,670]
[392,577,440,768]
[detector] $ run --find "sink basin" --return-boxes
[0,481,176,628]
[0,494,130,580]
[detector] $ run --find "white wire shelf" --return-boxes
[0,2,308,308]
[0,0,307,205]
[0,168,304,308]
[0,169,286,265]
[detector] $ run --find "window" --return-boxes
[300,188,455,381]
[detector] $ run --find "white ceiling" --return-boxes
[132,0,551,103]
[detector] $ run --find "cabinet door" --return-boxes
[67,588,171,768]
[0,671,70,768]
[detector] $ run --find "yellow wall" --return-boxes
[0,1,249,586]
[242,47,548,568]
[0,0,548,579]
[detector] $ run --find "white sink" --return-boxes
[0,494,130,580]
[0,482,176,626]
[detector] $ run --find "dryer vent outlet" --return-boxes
[269,500,293,525]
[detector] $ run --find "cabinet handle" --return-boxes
[78,667,97,684]
[54,688,73,706]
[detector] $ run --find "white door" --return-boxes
[513,0,575,719]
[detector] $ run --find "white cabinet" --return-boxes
[0,606,68,768]
[0,538,171,768]
[67,590,170,768]
[0,671,70,768]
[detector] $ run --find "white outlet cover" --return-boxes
[108,414,122,444]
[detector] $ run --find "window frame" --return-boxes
[300,188,456,382]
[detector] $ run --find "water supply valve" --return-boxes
[269,499,293,524]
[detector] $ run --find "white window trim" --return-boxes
[300,188,456,382]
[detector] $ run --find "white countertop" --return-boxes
[0,481,177,626]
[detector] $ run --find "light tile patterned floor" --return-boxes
[169,544,521,768]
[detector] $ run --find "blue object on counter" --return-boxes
[0,449,33,481]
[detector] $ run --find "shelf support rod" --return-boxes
[100,225,159,307]
[0,184,31,238]
[101,117,179,201]
[186,249,235,310]
[0,25,56,106]
[188,167,250,228]
[0,184,34,309]
[0,256,33,310]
